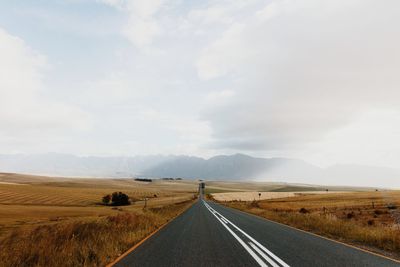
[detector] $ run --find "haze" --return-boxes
[1,1,400,186]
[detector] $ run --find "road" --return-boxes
[115,196,399,267]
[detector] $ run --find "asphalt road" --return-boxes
[115,196,399,267]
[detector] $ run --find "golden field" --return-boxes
[0,173,198,266]
[219,190,400,259]
[211,191,350,201]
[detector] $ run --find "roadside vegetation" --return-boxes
[0,174,198,267]
[220,191,400,259]
[102,192,131,206]
[0,199,195,267]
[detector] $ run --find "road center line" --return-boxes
[249,242,280,267]
[203,201,289,267]
[205,202,290,267]
[204,202,268,267]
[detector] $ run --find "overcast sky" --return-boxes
[1,0,400,169]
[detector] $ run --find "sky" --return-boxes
[1,0,400,169]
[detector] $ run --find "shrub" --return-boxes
[102,194,111,205]
[134,178,152,182]
[374,209,383,215]
[299,208,309,214]
[387,203,397,210]
[250,200,260,208]
[111,192,130,206]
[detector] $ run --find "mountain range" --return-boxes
[0,153,398,188]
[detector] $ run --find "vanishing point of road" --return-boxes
[114,194,399,267]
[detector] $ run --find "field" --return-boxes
[0,173,198,266]
[204,180,372,194]
[211,191,349,201]
[220,190,400,259]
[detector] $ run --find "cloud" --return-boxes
[4,0,400,171]
[0,27,90,150]
[100,0,166,48]
[197,0,400,153]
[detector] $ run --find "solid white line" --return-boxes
[220,217,229,224]
[249,242,280,267]
[204,201,290,267]
[204,204,268,267]
[222,215,289,267]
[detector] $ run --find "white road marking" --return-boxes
[249,242,280,267]
[203,201,290,267]
[204,203,268,267]
[218,210,290,267]
[220,217,229,224]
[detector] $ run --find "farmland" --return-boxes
[0,173,198,266]
[211,191,349,201]
[220,190,400,259]
[0,174,197,236]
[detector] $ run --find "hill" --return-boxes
[0,153,399,187]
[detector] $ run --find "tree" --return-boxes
[102,194,111,205]
[111,192,131,206]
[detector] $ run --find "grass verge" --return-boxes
[222,196,400,260]
[0,199,195,267]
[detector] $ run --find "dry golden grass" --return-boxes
[0,173,198,266]
[0,200,195,267]
[0,174,197,235]
[204,180,372,193]
[222,191,400,259]
[211,191,349,201]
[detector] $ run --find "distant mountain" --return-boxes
[0,153,398,187]
[0,153,168,177]
[0,153,316,179]
[142,154,319,180]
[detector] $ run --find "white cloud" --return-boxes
[0,27,90,150]
[197,0,400,159]
[255,2,278,21]
[122,0,166,47]
[196,23,247,80]
[205,89,236,105]
[101,0,166,48]
[93,0,400,168]
[3,0,400,173]
[304,109,400,168]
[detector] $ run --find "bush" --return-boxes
[299,208,309,214]
[250,200,260,208]
[102,194,111,205]
[111,192,131,206]
[134,178,152,182]
[374,209,384,215]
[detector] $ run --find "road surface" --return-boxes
[115,197,399,267]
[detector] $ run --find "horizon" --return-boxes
[1,152,399,188]
[2,151,400,170]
